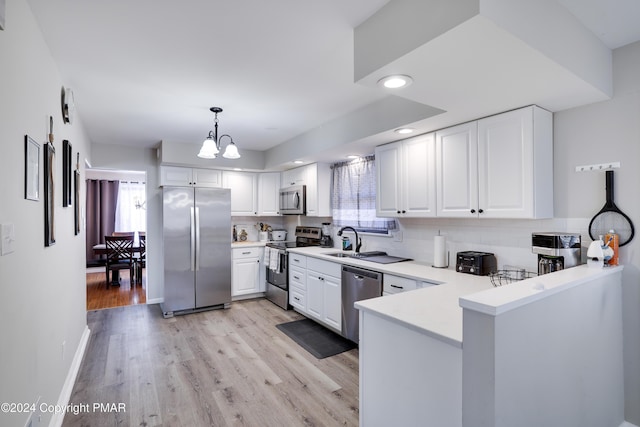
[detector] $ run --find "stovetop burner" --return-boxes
[266,226,322,249]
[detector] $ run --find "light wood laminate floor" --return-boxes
[63,299,359,426]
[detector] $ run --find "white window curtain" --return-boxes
[331,156,396,231]
[114,181,146,233]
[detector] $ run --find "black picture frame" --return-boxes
[25,135,40,201]
[74,168,81,235]
[62,140,72,207]
[44,142,56,246]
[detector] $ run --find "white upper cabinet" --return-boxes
[477,106,552,218]
[376,133,437,217]
[257,172,280,216]
[222,171,257,216]
[376,142,402,217]
[435,105,553,219]
[281,167,307,187]
[435,122,479,217]
[159,166,222,187]
[280,163,331,217]
[305,163,331,217]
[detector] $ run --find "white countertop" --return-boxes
[287,246,494,347]
[231,241,267,248]
[459,264,624,316]
[285,247,623,348]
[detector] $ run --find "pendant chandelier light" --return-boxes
[198,107,241,159]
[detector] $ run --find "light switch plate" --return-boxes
[1,223,15,255]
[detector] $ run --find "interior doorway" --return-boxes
[85,168,147,310]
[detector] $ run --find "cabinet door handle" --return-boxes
[318,276,324,281]
[402,210,406,213]
[478,209,484,214]
[293,275,300,280]
[242,251,251,255]
[390,284,403,289]
[397,210,401,214]
[470,209,476,214]
[294,296,300,301]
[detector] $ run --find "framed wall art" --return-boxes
[62,140,72,207]
[0,0,6,31]
[44,142,56,246]
[24,135,40,201]
[74,153,81,235]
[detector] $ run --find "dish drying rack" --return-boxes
[489,266,537,287]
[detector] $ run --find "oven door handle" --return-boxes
[279,251,288,274]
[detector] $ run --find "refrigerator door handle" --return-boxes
[190,206,196,272]
[194,206,201,271]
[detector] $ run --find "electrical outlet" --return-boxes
[393,231,403,242]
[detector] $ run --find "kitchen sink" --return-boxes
[324,251,413,264]
[325,251,387,259]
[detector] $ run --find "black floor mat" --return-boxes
[276,318,356,359]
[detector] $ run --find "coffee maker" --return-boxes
[531,232,581,275]
[320,222,333,247]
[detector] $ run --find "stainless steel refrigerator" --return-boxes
[161,186,231,317]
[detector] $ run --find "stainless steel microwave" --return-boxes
[279,185,306,215]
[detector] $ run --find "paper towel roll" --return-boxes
[433,235,447,268]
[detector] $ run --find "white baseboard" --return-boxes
[620,422,640,427]
[146,297,163,305]
[49,326,90,427]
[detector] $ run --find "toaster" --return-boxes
[456,251,497,276]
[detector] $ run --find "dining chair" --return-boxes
[134,233,146,285]
[105,235,134,288]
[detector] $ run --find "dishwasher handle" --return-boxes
[342,265,382,281]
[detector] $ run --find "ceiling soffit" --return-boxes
[354,0,613,130]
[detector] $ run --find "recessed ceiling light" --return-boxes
[377,74,413,89]
[347,155,360,159]
[395,128,414,135]
[293,160,304,164]
[233,167,242,171]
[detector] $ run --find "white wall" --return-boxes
[0,1,91,425]
[555,40,640,425]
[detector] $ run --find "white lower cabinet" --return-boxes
[383,274,437,296]
[231,247,263,297]
[305,257,342,332]
[289,262,307,312]
[289,254,342,333]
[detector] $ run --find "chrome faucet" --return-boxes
[337,226,362,253]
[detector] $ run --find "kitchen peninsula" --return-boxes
[358,264,625,427]
[285,247,626,427]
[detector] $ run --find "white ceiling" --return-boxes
[25,0,640,164]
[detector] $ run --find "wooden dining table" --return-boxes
[92,243,143,286]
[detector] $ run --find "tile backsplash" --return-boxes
[288,216,594,273]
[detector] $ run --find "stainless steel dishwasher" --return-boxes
[341,265,382,343]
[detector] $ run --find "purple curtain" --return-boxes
[85,179,119,264]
